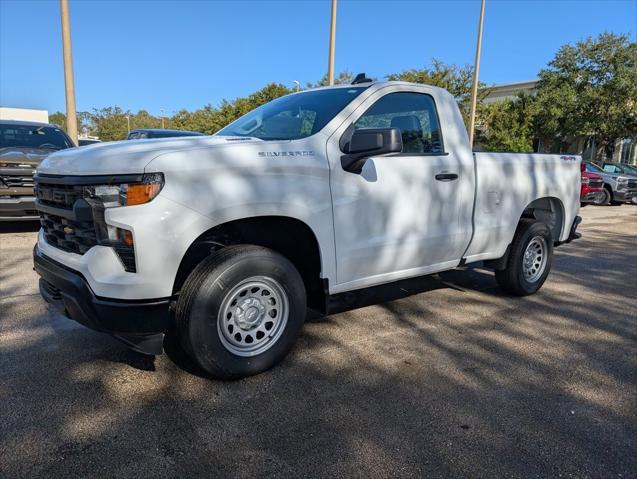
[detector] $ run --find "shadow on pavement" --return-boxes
[0,212,635,478]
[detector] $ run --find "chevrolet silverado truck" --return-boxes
[580,163,604,205]
[33,79,582,379]
[0,120,75,220]
[584,161,637,205]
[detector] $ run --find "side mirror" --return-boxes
[341,127,403,174]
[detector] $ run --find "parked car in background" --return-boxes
[584,161,637,205]
[580,163,604,205]
[78,138,102,146]
[127,129,205,140]
[0,120,74,220]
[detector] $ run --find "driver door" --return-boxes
[327,90,474,291]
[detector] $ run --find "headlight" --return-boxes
[84,172,164,208]
[82,173,163,272]
[581,177,590,185]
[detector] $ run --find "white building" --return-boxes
[0,107,49,123]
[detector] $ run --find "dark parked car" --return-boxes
[78,138,102,146]
[126,129,205,140]
[0,120,74,220]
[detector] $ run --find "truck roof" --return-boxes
[303,80,451,96]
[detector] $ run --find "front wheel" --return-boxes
[175,245,306,379]
[594,187,612,206]
[495,220,553,296]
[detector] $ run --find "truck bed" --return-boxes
[464,152,581,263]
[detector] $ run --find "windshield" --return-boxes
[619,164,637,175]
[585,162,604,173]
[0,123,73,150]
[216,87,368,140]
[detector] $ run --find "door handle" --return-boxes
[435,173,459,182]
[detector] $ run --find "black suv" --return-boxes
[0,120,74,220]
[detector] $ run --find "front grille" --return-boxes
[35,181,98,255]
[0,175,34,188]
[34,176,136,272]
[588,179,603,188]
[626,179,637,189]
[35,182,84,209]
[39,211,98,254]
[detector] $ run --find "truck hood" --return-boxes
[0,147,54,167]
[37,136,262,175]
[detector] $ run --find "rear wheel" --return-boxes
[175,245,306,379]
[495,220,553,296]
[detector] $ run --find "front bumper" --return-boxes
[34,245,172,354]
[614,188,637,202]
[0,196,38,220]
[580,189,603,203]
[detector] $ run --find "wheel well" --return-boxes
[173,216,326,312]
[486,196,565,271]
[520,197,565,242]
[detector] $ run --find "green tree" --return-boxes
[91,106,130,141]
[169,83,292,134]
[476,93,536,152]
[49,112,66,129]
[306,70,355,88]
[387,59,487,125]
[48,111,92,136]
[533,32,637,157]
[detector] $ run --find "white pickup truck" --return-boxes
[33,78,582,379]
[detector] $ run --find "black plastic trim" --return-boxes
[34,245,171,334]
[34,173,144,186]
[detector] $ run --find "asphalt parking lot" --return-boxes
[1,206,636,478]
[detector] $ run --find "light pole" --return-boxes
[59,0,78,145]
[327,0,337,85]
[160,108,165,129]
[468,0,486,149]
[293,80,301,92]
[126,115,130,134]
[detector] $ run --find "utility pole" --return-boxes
[59,0,78,145]
[468,0,486,149]
[160,109,165,129]
[327,0,337,85]
[126,115,130,134]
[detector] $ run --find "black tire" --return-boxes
[175,245,306,379]
[495,219,553,297]
[597,187,612,206]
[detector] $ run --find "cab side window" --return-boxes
[354,92,444,154]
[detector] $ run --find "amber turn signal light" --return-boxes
[126,183,162,206]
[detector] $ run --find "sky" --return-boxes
[1,0,636,116]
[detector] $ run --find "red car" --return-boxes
[580,163,604,205]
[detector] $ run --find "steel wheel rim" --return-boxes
[522,236,547,283]
[217,276,289,357]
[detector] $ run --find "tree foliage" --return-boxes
[533,32,637,155]
[476,93,536,152]
[306,70,355,88]
[387,59,488,125]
